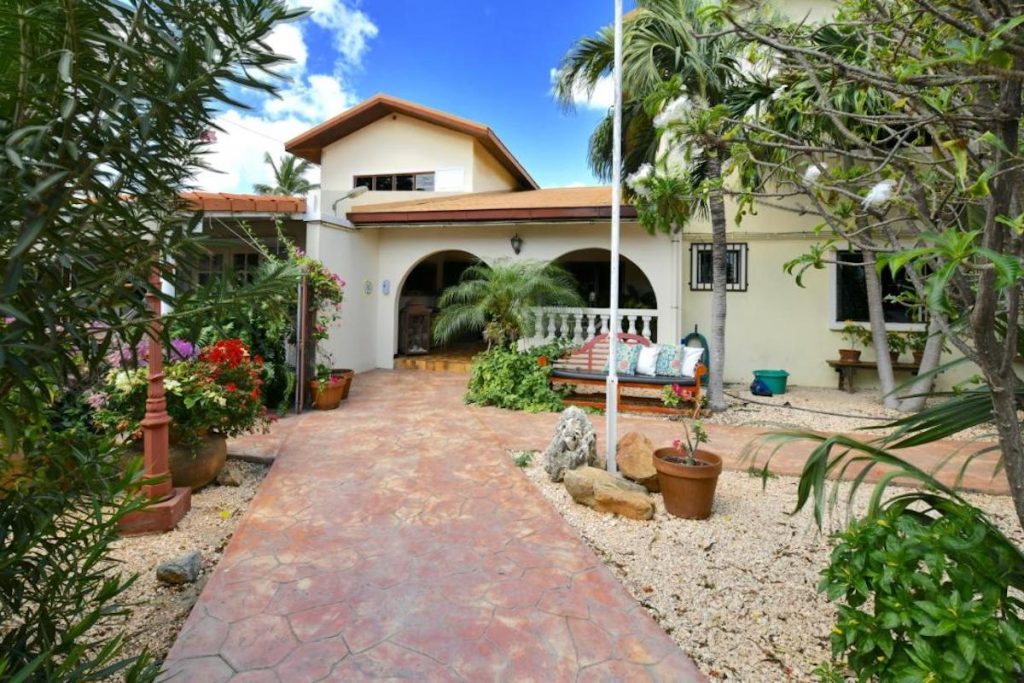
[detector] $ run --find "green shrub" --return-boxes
[821,497,1024,681]
[464,343,570,413]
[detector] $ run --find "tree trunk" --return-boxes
[707,156,728,412]
[897,315,944,412]
[861,251,900,409]
[989,374,1024,530]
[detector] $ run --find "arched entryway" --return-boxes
[555,249,657,310]
[395,250,483,361]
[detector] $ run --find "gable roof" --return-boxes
[348,187,635,225]
[285,94,539,190]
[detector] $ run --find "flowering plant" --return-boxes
[671,420,709,466]
[93,338,270,451]
[661,383,696,408]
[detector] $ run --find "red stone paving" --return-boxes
[161,371,708,682]
[164,371,1008,682]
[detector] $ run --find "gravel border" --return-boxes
[518,454,1023,682]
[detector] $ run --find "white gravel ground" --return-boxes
[92,461,268,672]
[520,456,1023,682]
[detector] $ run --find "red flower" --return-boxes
[250,389,260,400]
[253,355,264,366]
[226,383,237,393]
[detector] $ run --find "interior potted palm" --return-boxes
[94,338,271,490]
[653,421,722,519]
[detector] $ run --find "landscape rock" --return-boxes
[594,484,655,520]
[616,431,660,492]
[156,550,202,585]
[216,461,244,487]
[563,466,652,520]
[543,407,598,482]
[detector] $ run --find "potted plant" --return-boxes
[652,421,722,519]
[308,363,350,409]
[907,330,927,365]
[886,330,908,364]
[839,321,868,362]
[94,338,271,490]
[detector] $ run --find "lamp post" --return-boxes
[606,0,624,474]
[119,266,191,535]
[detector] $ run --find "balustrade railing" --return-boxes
[528,307,660,347]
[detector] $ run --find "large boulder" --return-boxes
[543,407,598,482]
[616,432,660,492]
[563,466,654,520]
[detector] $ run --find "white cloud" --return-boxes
[549,67,614,111]
[266,22,307,75]
[194,110,320,194]
[195,1,378,193]
[265,74,356,122]
[298,0,379,66]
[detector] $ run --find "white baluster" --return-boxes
[641,316,652,339]
[586,314,596,340]
[546,312,556,342]
[534,310,545,345]
[627,315,638,335]
[559,313,570,341]
[572,312,584,344]
[600,314,610,335]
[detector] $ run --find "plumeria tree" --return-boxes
[556,0,747,411]
[716,0,1024,527]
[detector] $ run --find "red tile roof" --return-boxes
[285,94,539,191]
[180,192,306,214]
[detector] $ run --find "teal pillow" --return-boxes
[603,341,641,375]
[655,344,684,376]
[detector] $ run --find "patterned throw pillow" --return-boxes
[603,341,642,375]
[655,344,683,376]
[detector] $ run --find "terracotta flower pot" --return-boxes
[653,448,722,520]
[332,369,355,400]
[912,351,924,366]
[167,433,227,492]
[838,349,861,362]
[309,379,344,410]
[889,351,900,364]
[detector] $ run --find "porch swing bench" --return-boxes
[548,332,708,417]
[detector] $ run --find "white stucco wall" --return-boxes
[472,141,518,192]
[304,221,381,373]
[370,221,679,369]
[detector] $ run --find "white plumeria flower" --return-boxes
[862,179,897,208]
[653,95,690,128]
[802,164,825,185]
[626,163,655,198]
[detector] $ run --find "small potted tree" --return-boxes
[907,331,927,366]
[886,331,908,364]
[839,321,868,362]
[653,421,722,519]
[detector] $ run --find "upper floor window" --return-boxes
[354,172,435,192]
[690,243,748,292]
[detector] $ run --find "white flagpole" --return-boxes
[606,0,624,474]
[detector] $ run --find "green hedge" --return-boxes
[464,343,570,413]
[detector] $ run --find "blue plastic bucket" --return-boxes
[753,369,789,395]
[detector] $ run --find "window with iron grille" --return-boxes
[689,243,748,292]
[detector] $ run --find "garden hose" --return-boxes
[724,391,891,421]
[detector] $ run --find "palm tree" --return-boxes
[554,0,744,411]
[433,260,584,348]
[253,152,319,195]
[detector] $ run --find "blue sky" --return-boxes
[197,1,636,193]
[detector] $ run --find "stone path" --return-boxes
[161,371,707,682]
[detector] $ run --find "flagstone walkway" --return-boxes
[160,371,707,682]
[162,370,1006,682]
